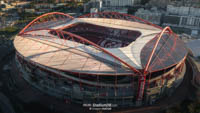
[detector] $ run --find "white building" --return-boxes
[102,0,139,7]
[102,7,128,13]
[84,0,102,12]
[90,8,98,13]
[164,5,200,37]
[84,0,140,13]
[0,0,5,5]
[135,8,162,25]
[167,5,200,17]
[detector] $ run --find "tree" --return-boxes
[141,0,150,5]
[0,26,19,35]
[82,0,90,3]
[198,56,200,60]
[166,109,181,113]
[188,102,200,113]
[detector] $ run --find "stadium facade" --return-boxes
[14,12,188,106]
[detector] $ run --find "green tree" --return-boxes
[141,0,150,5]
[0,26,19,35]
[82,0,90,3]
[198,56,200,60]
[166,109,181,113]
[188,102,200,113]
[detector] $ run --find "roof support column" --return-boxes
[136,75,146,106]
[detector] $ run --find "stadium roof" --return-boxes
[14,12,188,75]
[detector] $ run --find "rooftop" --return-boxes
[14,12,188,75]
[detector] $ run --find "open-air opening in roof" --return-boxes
[57,23,142,48]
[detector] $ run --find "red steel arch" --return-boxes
[18,12,173,77]
[16,12,188,105]
[136,26,175,103]
[19,12,74,34]
[20,28,142,75]
[144,26,173,74]
[79,12,162,30]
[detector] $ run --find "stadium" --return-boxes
[14,12,188,106]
